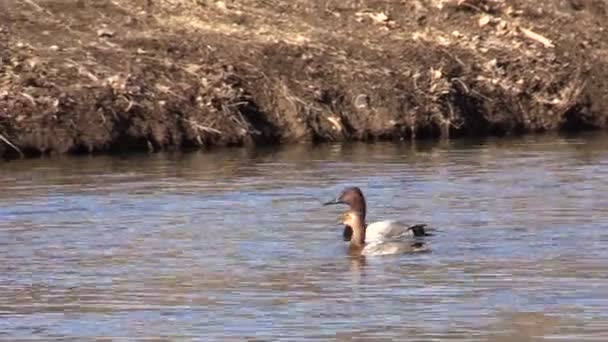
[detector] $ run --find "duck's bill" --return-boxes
[323,198,344,206]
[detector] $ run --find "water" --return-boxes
[1,133,608,340]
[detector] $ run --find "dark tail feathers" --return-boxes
[407,224,434,237]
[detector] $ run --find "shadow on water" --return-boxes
[1,131,608,340]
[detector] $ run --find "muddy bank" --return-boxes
[1,0,608,159]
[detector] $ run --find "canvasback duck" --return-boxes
[340,211,429,256]
[324,186,433,242]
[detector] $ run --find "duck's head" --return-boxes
[340,211,363,227]
[324,186,367,218]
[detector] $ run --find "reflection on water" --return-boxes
[1,132,608,340]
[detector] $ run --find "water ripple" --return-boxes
[1,133,608,339]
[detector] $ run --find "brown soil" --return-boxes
[1,0,608,159]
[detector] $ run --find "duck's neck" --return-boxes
[349,216,367,248]
[350,198,367,222]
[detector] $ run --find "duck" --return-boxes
[340,211,429,256]
[324,186,433,242]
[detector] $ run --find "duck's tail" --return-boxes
[407,224,435,237]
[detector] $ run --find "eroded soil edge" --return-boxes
[2,0,608,159]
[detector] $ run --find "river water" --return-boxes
[1,133,608,340]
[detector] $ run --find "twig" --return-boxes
[226,101,250,107]
[23,0,44,12]
[457,1,484,13]
[441,49,466,68]
[20,93,36,106]
[325,116,344,132]
[188,120,222,134]
[0,133,24,157]
[23,0,55,18]
[452,77,469,94]
[519,27,554,48]
[78,68,100,83]
[470,88,492,102]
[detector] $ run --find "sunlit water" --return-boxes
[1,133,608,340]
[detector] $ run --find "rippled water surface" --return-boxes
[1,133,608,340]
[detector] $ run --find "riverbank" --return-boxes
[2,0,608,159]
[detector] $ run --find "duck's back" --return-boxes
[365,220,413,242]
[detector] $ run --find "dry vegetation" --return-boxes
[1,0,608,159]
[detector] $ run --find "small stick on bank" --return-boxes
[0,133,24,158]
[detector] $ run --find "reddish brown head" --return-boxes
[323,186,367,220]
